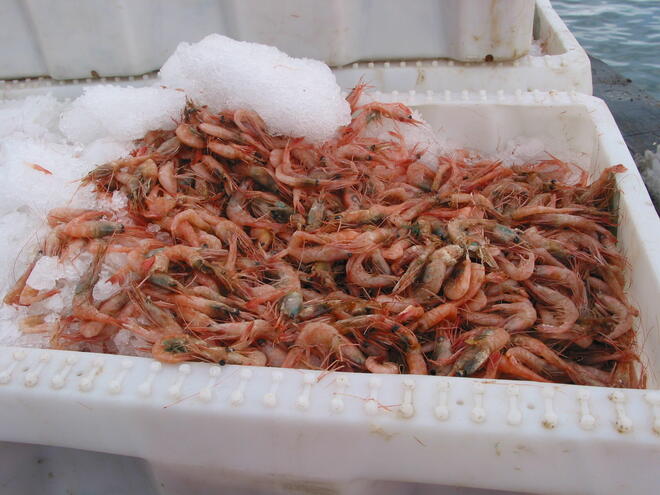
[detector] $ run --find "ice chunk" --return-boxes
[0,95,65,140]
[93,275,121,303]
[78,137,134,166]
[0,305,21,345]
[159,34,350,142]
[361,108,446,169]
[26,256,61,291]
[60,85,186,144]
[0,137,90,217]
[0,211,45,296]
[113,329,151,357]
[110,190,129,211]
[497,137,547,166]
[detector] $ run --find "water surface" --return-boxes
[552,0,660,98]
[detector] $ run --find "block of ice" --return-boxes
[159,34,351,142]
[0,95,65,140]
[60,85,186,144]
[26,256,61,291]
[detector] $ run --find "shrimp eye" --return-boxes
[219,359,227,366]
[407,115,413,119]
[429,369,437,375]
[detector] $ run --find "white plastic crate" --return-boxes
[0,90,658,495]
[332,0,592,94]
[0,0,534,80]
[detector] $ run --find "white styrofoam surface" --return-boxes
[0,91,658,495]
[0,0,534,80]
[332,0,592,94]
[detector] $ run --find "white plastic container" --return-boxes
[0,90,658,495]
[1,0,534,80]
[332,0,593,94]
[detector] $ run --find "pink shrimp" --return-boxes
[346,253,397,288]
[282,322,366,369]
[451,327,510,377]
[533,265,587,307]
[175,124,206,149]
[286,231,352,263]
[158,160,178,195]
[523,281,578,335]
[596,294,633,339]
[443,258,472,300]
[365,356,400,374]
[494,251,536,281]
[336,314,426,374]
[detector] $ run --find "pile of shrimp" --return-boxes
[3,86,644,388]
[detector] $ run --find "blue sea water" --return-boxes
[552,0,660,99]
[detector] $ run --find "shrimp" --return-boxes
[162,245,212,273]
[488,296,537,332]
[365,356,400,374]
[450,327,509,377]
[171,209,213,241]
[578,164,626,205]
[415,302,458,331]
[152,334,266,365]
[79,292,129,338]
[3,251,42,305]
[392,244,434,294]
[525,213,612,237]
[381,239,411,261]
[443,258,472,300]
[72,251,121,327]
[258,342,288,367]
[205,320,274,342]
[334,228,397,253]
[596,294,633,339]
[338,204,401,225]
[63,219,124,239]
[523,282,578,335]
[19,314,59,335]
[406,161,435,191]
[47,208,106,227]
[511,335,608,386]
[227,190,283,231]
[175,124,206,149]
[346,253,397,288]
[493,251,535,281]
[237,164,279,193]
[533,265,587,307]
[415,244,463,299]
[173,294,240,318]
[282,322,365,368]
[287,231,351,263]
[269,262,303,318]
[352,101,421,131]
[158,160,178,195]
[336,315,426,374]
[499,348,552,383]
